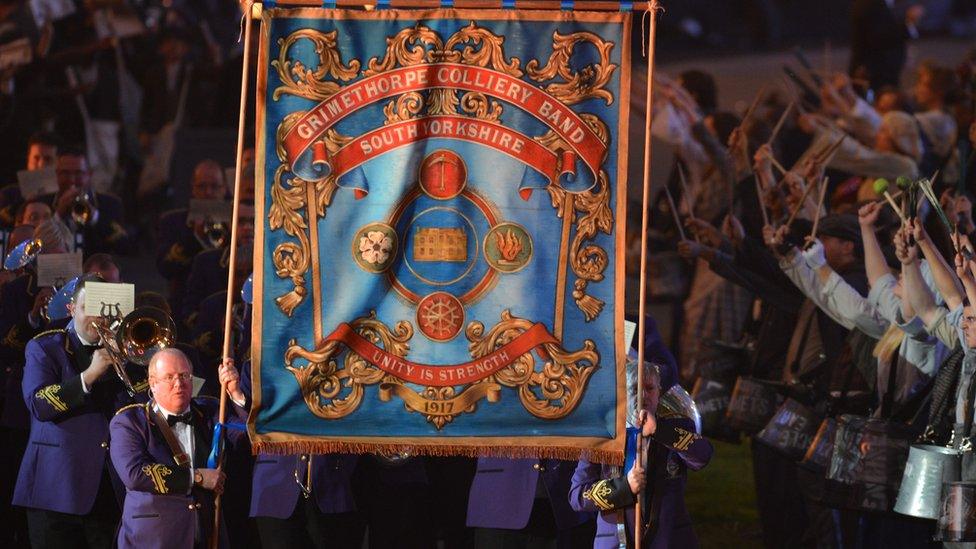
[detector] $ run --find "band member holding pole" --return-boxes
[569,354,713,548]
[109,349,244,549]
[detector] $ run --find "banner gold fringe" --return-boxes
[252,440,624,466]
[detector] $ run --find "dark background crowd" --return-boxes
[0,0,971,548]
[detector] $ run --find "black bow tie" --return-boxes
[81,344,100,353]
[167,412,193,427]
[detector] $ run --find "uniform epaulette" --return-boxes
[32,328,66,340]
[114,403,143,416]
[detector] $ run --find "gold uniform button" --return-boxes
[300,455,308,461]
[100,442,108,449]
[533,463,545,471]
[195,503,202,510]
[187,504,195,510]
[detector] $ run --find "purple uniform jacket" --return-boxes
[155,208,204,320]
[240,362,359,518]
[110,398,246,549]
[182,248,229,326]
[13,326,148,514]
[250,453,359,519]
[568,418,713,549]
[155,209,201,280]
[466,458,593,531]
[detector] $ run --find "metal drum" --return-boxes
[849,419,913,512]
[691,377,738,443]
[823,414,868,508]
[756,398,822,460]
[894,445,962,520]
[800,417,837,472]
[938,482,976,542]
[725,377,780,434]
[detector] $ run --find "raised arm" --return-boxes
[914,219,964,311]
[858,202,893,286]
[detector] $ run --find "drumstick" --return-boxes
[755,175,770,227]
[784,177,819,229]
[767,101,794,145]
[675,164,696,220]
[675,165,701,242]
[873,178,906,223]
[663,185,688,241]
[809,177,829,240]
[741,83,768,126]
[767,153,788,176]
[814,132,847,164]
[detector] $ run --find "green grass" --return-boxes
[685,439,763,548]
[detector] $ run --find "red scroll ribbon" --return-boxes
[324,322,558,387]
[282,63,606,183]
[330,116,567,184]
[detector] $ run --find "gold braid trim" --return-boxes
[35,385,67,412]
[114,403,142,416]
[672,427,697,452]
[582,479,616,511]
[31,328,66,340]
[141,464,173,494]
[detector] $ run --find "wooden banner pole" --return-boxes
[210,3,255,548]
[635,1,659,546]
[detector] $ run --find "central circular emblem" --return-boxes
[417,292,464,341]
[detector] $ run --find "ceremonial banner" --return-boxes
[251,5,630,463]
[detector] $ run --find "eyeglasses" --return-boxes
[154,373,192,385]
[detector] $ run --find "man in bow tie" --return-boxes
[109,348,246,549]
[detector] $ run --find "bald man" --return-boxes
[110,349,244,549]
[156,159,229,320]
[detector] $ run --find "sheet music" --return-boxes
[624,320,637,351]
[83,281,135,318]
[36,252,82,287]
[17,167,58,199]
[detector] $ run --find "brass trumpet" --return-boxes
[91,306,176,395]
[71,194,96,226]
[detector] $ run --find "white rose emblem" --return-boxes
[359,231,393,265]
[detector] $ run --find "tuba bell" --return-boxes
[91,306,176,395]
[658,384,703,435]
[44,275,81,322]
[3,238,42,270]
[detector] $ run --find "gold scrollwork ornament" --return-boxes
[285,313,413,419]
[466,310,599,420]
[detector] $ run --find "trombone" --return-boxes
[91,306,176,396]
